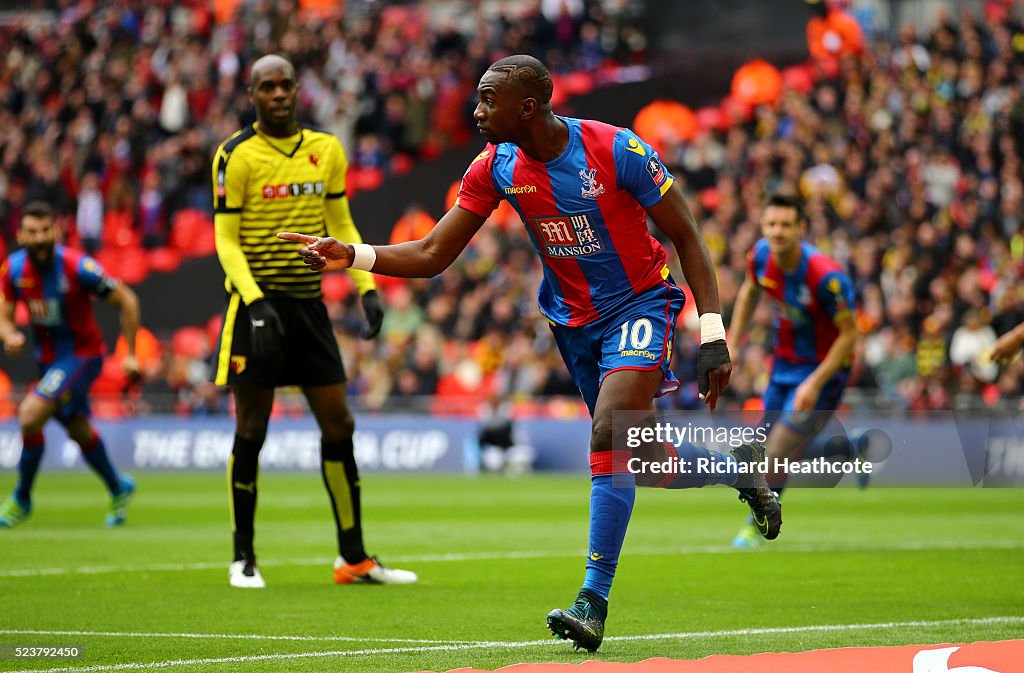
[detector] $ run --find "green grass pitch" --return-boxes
[0,471,1021,672]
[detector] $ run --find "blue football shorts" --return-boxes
[763,363,851,436]
[33,355,104,422]
[550,281,684,415]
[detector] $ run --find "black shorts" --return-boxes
[211,294,346,388]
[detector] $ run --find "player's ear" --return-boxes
[521,97,537,119]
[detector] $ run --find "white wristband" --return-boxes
[350,243,376,271]
[699,312,726,345]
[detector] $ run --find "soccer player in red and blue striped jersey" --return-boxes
[728,193,860,547]
[0,201,140,528]
[280,55,781,651]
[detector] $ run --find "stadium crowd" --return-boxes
[0,0,645,250]
[0,0,644,415]
[4,1,1024,417]
[694,0,1024,414]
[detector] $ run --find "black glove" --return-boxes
[696,339,731,407]
[247,299,284,359]
[360,290,384,339]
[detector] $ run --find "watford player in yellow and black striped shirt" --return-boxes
[212,54,416,589]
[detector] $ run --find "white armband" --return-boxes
[350,243,377,271]
[699,312,726,345]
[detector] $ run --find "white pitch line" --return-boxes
[8,616,1024,673]
[0,629,471,645]
[0,539,1021,579]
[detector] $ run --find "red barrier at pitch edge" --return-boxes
[423,639,1024,673]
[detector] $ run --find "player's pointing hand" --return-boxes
[276,232,353,272]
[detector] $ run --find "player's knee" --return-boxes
[231,433,264,465]
[589,415,614,454]
[236,416,270,441]
[320,410,354,442]
[57,415,91,443]
[17,400,48,436]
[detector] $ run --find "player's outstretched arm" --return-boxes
[279,206,487,278]
[0,294,25,356]
[646,183,731,410]
[792,312,858,410]
[105,282,141,378]
[728,278,762,363]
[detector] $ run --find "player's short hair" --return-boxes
[487,55,553,107]
[765,193,805,222]
[21,201,55,223]
[249,54,295,88]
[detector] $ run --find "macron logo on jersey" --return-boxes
[534,214,604,258]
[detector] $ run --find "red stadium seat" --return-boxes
[101,210,140,249]
[171,326,210,359]
[170,209,215,256]
[351,167,384,192]
[147,247,182,274]
[633,100,697,154]
[391,153,414,176]
[321,272,352,303]
[109,246,151,285]
[719,94,754,126]
[91,357,128,396]
[0,369,15,419]
[781,63,817,95]
[559,72,595,97]
[695,106,728,133]
[731,59,783,106]
[191,226,217,256]
[699,187,721,212]
[206,314,224,348]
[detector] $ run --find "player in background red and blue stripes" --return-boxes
[0,201,140,528]
[280,55,781,652]
[728,193,861,547]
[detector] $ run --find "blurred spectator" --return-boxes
[949,308,998,382]
[389,203,436,245]
[75,172,103,254]
[476,393,536,476]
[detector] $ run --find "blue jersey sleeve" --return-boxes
[77,255,117,298]
[612,129,675,208]
[816,271,856,323]
[749,239,770,283]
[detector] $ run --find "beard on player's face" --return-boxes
[26,241,55,268]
